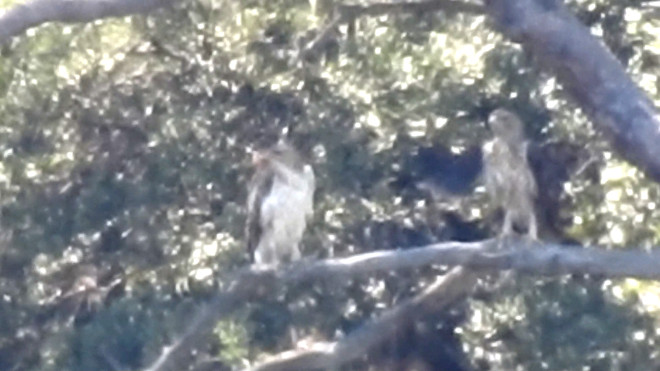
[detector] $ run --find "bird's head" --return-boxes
[488,108,525,142]
[252,141,305,170]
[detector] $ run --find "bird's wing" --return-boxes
[245,168,275,261]
[303,164,315,219]
[482,140,504,194]
[522,142,538,197]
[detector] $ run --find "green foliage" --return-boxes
[215,319,250,367]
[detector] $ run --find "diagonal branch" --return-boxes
[0,0,177,44]
[243,267,478,371]
[485,0,660,182]
[142,238,660,371]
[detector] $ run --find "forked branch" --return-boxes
[243,267,478,371]
[144,238,660,371]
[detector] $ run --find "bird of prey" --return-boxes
[483,108,538,239]
[245,141,315,265]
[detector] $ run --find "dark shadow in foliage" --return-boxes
[440,211,489,242]
[70,300,153,371]
[370,308,470,371]
[392,144,483,198]
[248,300,295,351]
[527,140,590,243]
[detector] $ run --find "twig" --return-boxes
[100,344,125,371]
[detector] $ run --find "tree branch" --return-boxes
[485,0,660,182]
[142,238,660,371]
[301,0,484,61]
[336,0,484,18]
[0,0,177,44]
[243,267,478,371]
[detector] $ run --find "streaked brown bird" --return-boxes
[245,141,315,265]
[483,108,538,239]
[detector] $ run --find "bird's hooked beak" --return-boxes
[251,149,269,166]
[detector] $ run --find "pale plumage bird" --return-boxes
[245,141,315,265]
[483,108,538,239]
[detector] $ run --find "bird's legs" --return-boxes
[527,212,538,241]
[289,327,299,348]
[502,210,514,237]
[494,210,517,292]
[497,210,514,249]
[289,244,302,262]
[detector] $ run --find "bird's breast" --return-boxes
[261,180,312,222]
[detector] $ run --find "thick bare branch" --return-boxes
[143,238,660,371]
[0,0,177,44]
[244,267,478,371]
[485,0,660,182]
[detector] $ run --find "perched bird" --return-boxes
[483,108,538,239]
[245,141,315,265]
